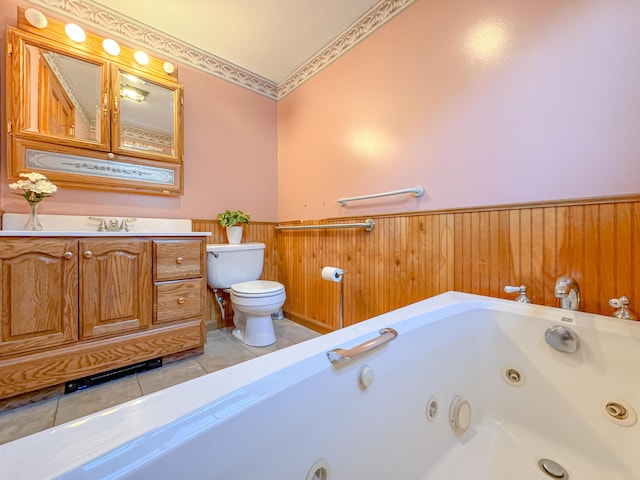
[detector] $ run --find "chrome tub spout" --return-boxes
[554,275,580,311]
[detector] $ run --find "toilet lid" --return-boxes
[231,280,285,297]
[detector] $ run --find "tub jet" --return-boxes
[538,458,569,479]
[306,459,330,480]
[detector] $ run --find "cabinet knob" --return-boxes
[63,251,74,260]
[177,297,185,305]
[176,256,183,264]
[84,251,93,259]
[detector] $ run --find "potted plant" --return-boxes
[217,209,250,244]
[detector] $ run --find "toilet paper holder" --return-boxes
[322,266,346,329]
[322,266,345,282]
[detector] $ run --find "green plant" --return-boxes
[217,209,250,227]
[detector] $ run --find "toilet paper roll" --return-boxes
[322,266,344,283]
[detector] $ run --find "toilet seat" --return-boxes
[230,280,285,298]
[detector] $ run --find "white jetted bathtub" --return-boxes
[2,292,639,479]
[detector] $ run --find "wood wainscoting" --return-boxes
[194,195,640,333]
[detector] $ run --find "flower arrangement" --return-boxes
[217,209,250,227]
[9,172,57,205]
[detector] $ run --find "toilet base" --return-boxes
[231,315,276,347]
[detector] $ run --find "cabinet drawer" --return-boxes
[154,240,202,281]
[155,279,203,324]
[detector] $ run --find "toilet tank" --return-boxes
[206,242,265,289]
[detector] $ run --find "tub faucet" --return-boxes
[554,275,580,311]
[609,296,637,320]
[504,285,531,303]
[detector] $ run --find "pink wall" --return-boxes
[0,0,278,222]
[277,0,640,221]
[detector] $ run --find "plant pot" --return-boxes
[226,226,243,244]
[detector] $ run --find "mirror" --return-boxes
[113,67,181,160]
[7,11,184,196]
[37,50,101,141]
[11,33,109,150]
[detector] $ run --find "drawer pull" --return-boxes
[177,297,185,304]
[176,256,184,264]
[84,251,93,259]
[63,251,74,260]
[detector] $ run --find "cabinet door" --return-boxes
[80,239,151,339]
[0,239,78,357]
[111,65,184,163]
[7,27,110,149]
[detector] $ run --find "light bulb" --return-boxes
[24,8,48,29]
[65,23,86,43]
[102,38,121,56]
[134,51,149,66]
[163,62,175,74]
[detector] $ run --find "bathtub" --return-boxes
[1,291,639,479]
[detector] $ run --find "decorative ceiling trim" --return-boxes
[26,0,278,99]
[26,0,416,100]
[278,0,416,98]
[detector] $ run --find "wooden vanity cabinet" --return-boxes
[0,235,207,401]
[0,239,78,357]
[80,239,151,339]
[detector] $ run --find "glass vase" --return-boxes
[24,202,43,231]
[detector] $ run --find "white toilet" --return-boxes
[206,242,285,347]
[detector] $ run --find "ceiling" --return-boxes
[91,0,382,84]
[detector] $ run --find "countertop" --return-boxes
[0,231,211,237]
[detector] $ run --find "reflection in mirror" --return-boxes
[118,72,175,156]
[24,45,102,142]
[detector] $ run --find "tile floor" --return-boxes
[0,318,320,446]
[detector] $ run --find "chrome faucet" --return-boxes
[89,216,107,231]
[504,285,531,303]
[554,275,580,310]
[609,296,637,320]
[88,217,136,232]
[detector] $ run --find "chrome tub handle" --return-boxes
[327,328,398,364]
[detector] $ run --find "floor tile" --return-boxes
[238,335,295,357]
[0,398,58,445]
[55,376,142,426]
[137,358,207,395]
[275,318,322,344]
[197,333,257,373]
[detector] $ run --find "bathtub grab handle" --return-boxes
[327,328,398,364]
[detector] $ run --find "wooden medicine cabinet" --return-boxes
[5,8,184,195]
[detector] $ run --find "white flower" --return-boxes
[9,172,57,204]
[20,172,47,182]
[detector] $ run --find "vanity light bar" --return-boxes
[16,7,178,81]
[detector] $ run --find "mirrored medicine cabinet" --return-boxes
[5,8,184,195]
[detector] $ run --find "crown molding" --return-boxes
[278,0,415,98]
[26,0,416,100]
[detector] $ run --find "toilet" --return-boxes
[206,242,285,347]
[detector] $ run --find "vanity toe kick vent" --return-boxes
[65,358,162,394]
